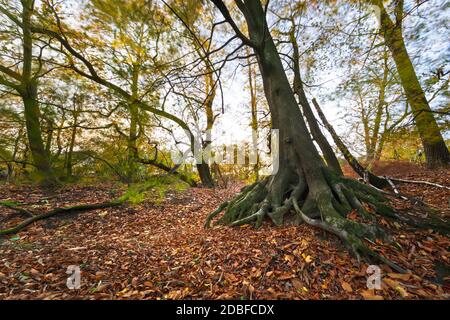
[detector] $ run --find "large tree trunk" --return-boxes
[20,0,56,186]
[21,87,55,184]
[372,0,449,168]
[207,0,413,270]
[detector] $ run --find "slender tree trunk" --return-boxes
[127,64,140,183]
[66,111,78,178]
[367,49,389,163]
[290,29,343,175]
[7,128,23,181]
[247,53,260,181]
[372,0,449,168]
[44,120,53,157]
[312,98,389,188]
[197,62,216,188]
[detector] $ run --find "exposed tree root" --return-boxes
[0,200,123,236]
[206,168,448,273]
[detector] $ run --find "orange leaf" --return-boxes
[360,289,384,300]
[341,281,353,293]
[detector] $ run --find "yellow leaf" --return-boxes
[383,278,400,290]
[284,254,295,263]
[301,253,313,263]
[387,272,411,281]
[360,289,384,300]
[395,285,409,298]
[341,281,353,293]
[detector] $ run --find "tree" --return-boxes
[367,0,449,168]
[28,0,202,186]
[0,0,57,185]
[206,0,414,269]
[84,0,170,182]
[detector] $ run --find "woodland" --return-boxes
[0,0,449,300]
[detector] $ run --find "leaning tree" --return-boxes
[205,0,447,270]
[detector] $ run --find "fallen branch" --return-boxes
[0,200,123,236]
[385,178,408,200]
[385,177,450,190]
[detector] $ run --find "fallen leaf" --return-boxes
[387,273,411,281]
[291,278,303,291]
[360,289,384,300]
[341,281,353,293]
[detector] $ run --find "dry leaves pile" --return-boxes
[0,162,449,300]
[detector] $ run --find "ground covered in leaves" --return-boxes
[0,162,449,300]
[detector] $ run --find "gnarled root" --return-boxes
[205,167,444,273]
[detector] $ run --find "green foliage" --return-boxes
[0,200,22,207]
[381,128,423,161]
[119,175,189,205]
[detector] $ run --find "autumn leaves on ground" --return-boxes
[0,161,448,300]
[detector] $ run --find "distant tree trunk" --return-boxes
[197,62,216,188]
[367,48,389,164]
[54,110,66,161]
[247,52,260,181]
[126,64,141,183]
[7,128,23,181]
[44,120,54,157]
[371,0,449,168]
[290,28,343,175]
[66,110,79,178]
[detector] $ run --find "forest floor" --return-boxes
[0,161,449,300]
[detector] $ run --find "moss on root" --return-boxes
[206,168,446,273]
